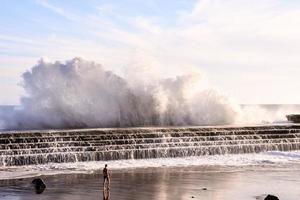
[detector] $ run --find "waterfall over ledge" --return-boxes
[1,124,300,166]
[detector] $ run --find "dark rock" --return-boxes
[191,196,195,198]
[32,178,46,194]
[286,114,300,123]
[202,188,207,190]
[264,194,279,200]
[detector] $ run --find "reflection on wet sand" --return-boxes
[103,188,110,200]
[0,166,299,200]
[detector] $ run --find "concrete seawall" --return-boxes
[1,125,300,166]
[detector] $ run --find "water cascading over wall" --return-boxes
[1,125,300,166]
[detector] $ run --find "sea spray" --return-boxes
[1,57,238,129]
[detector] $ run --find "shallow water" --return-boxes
[1,151,300,180]
[1,151,300,200]
[0,165,300,200]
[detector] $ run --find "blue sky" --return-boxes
[0,0,300,105]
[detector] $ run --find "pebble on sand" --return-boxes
[32,178,46,194]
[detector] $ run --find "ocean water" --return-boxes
[0,137,299,200]
[0,151,300,180]
[0,152,300,200]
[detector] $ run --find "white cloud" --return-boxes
[36,0,78,21]
[1,0,300,104]
[96,4,115,14]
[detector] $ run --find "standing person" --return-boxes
[103,164,110,189]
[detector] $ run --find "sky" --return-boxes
[0,0,300,105]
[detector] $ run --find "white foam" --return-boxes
[1,151,300,180]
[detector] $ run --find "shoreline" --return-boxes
[0,151,300,180]
[0,164,300,200]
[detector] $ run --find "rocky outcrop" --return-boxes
[264,194,279,200]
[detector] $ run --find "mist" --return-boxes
[0,58,298,130]
[0,57,241,129]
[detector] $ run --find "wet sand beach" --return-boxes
[0,165,299,200]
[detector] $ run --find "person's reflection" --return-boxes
[103,188,110,200]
